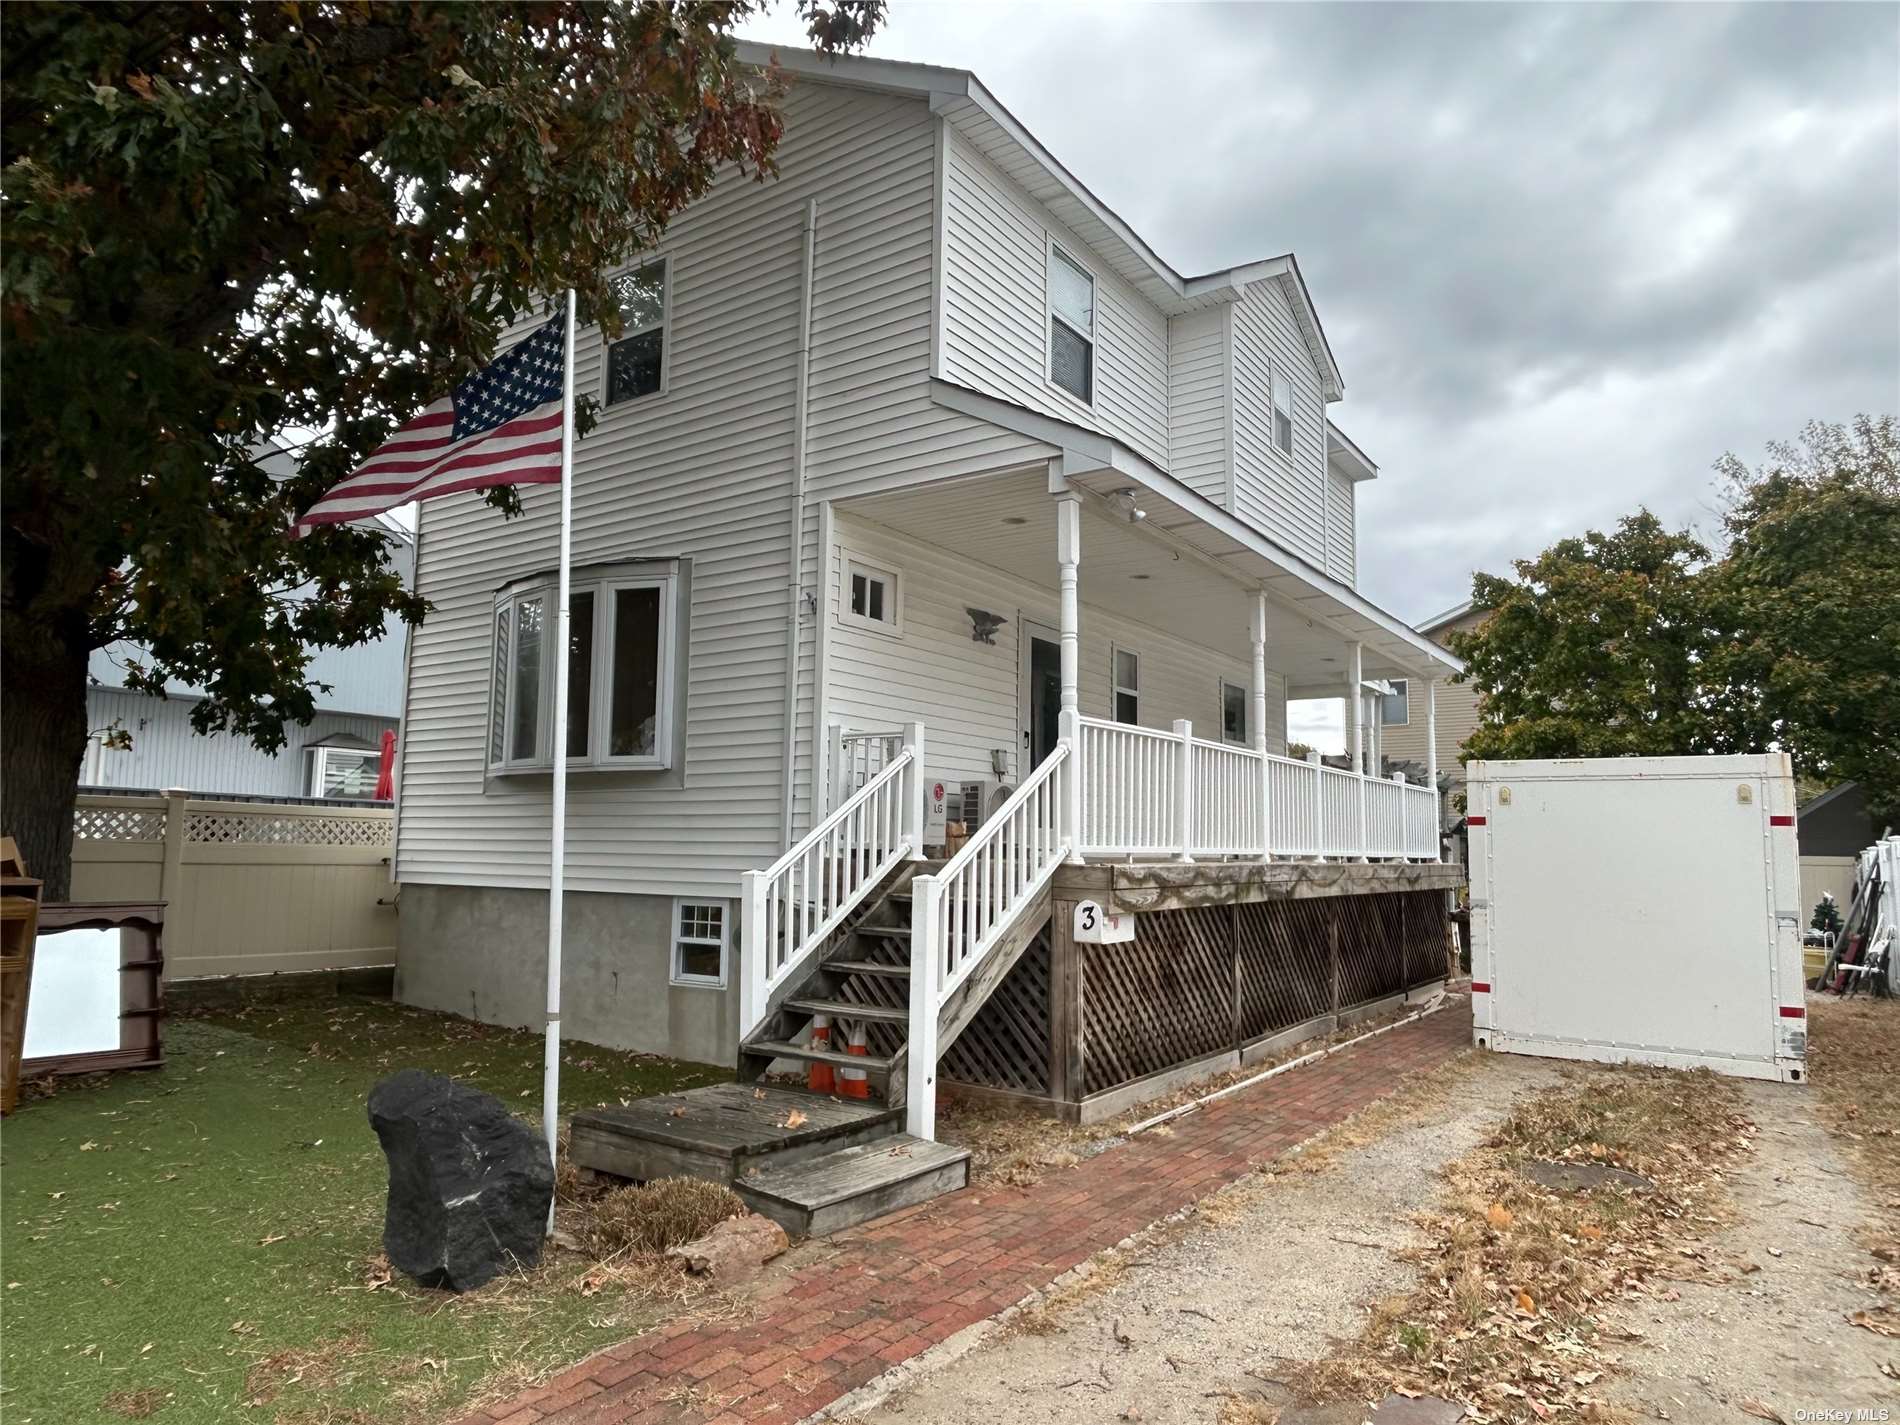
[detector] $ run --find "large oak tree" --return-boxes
[2,1,881,896]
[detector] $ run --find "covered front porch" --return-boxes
[813,458,1460,864]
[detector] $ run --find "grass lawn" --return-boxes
[1,995,726,1424]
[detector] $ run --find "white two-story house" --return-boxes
[392,44,1461,1070]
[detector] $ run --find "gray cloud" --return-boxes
[743,1,1900,631]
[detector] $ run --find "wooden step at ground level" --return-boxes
[570,1082,898,1186]
[735,1135,969,1238]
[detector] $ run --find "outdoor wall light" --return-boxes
[1114,488,1147,523]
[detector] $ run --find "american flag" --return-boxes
[294,318,567,537]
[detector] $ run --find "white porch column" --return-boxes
[1424,677,1440,837]
[1056,493,1084,861]
[1347,642,1368,860]
[1251,592,1271,861]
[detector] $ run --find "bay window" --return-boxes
[489,564,678,773]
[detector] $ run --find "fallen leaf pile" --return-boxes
[1287,1065,1753,1424]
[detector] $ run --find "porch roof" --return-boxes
[891,382,1462,690]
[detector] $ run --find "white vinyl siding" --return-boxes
[938,129,1169,468]
[823,514,1287,788]
[1324,467,1357,587]
[1167,306,1229,503]
[1232,278,1328,565]
[398,83,1056,895]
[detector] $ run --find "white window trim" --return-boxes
[307,745,380,798]
[1044,236,1096,410]
[1269,362,1295,457]
[488,564,679,775]
[600,254,671,407]
[1220,679,1250,746]
[838,556,903,637]
[1112,645,1140,725]
[1382,678,1411,728]
[670,897,730,988]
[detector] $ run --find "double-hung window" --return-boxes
[1270,367,1295,454]
[489,563,678,774]
[1113,648,1140,725]
[671,899,729,987]
[1221,680,1250,745]
[307,745,381,798]
[605,258,668,406]
[1047,244,1095,404]
[1380,679,1410,727]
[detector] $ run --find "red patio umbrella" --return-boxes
[373,728,397,801]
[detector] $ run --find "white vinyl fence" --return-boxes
[70,790,396,979]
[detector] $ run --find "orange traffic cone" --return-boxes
[840,1021,870,1100]
[807,1013,835,1094]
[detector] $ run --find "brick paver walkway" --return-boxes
[460,1001,1470,1425]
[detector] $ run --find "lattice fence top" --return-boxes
[74,805,168,842]
[185,810,392,848]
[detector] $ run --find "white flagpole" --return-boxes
[543,288,577,1232]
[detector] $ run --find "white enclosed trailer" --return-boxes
[1468,754,1806,1083]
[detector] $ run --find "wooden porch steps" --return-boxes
[744,1038,897,1077]
[785,996,907,1024]
[735,1135,969,1238]
[823,959,910,979]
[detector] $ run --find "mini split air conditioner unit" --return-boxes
[958,779,1012,833]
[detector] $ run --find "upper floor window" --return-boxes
[1047,244,1095,404]
[605,258,668,406]
[1380,679,1410,727]
[1113,648,1139,724]
[1271,368,1294,454]
[490,564,678,774]
[1221,680,1250,745]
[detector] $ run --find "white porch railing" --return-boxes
[906,739,1072,1138]
[1078,715,1437,863]
[827,723,906,812]
[740,723,924,1038]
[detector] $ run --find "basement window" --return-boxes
[1047,244,1095,404]
[671,899,729,987]
[604,257,668,405]
[489,564,678,774]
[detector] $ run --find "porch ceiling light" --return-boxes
[1114,488,1147,524]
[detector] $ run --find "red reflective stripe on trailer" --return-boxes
[1467,816,1487,826]
[1779,1005,1805,1018]
[1470,981,1491,993]
[1769,814,1794,826]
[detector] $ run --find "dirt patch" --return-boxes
[851,1052,1562,1425]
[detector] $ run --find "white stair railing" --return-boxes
[740,723,924,1040]
[907,740,1072,1139]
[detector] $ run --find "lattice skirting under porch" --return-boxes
[942,889,1448,1106]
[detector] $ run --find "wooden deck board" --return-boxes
[570,1083,896,1161]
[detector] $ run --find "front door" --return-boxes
[1019,620,1062,773]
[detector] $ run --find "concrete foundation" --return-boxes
[394,883,736,1067]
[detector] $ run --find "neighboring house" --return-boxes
[1797,781,1885,918]
[86,452,414,800]
[1381,599,1487,823]
[392,44,1464,1067]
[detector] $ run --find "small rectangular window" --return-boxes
[1381,679,1410,727]
[1221,681,1250,745]
[307,747,380,798]
[841,559,900,635]
[509,595,545,762]
[671,899,728,987]
[605,259,667,406]
[1113,648,1139,725]
[1271,369,1294,455]
[1048,245,1095,404]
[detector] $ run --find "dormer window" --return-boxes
[1271,368,1294,454]
[1047,244,1095,404]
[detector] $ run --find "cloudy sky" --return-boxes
[740,0,1899,626]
